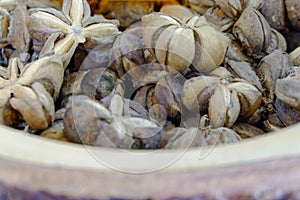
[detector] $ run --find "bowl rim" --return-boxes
[0,123,300,173]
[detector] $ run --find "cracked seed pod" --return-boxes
[142,13,229,73]
[227,60,263,91]
[188,0,216,15]
[109,89,163,149]
[59,68,118,106]
[260,0,286,31]
[233,7,272,58]
[0,55,63,129]
[275,70,300,109]
[215,0,263,19]
[181,68,262,128]
[263,113,285,132]
[64,95,135,148]
[225,34,252,62]
[232,123,265,138]
[256,50,291,111]
[204,7,234,32]
[155,74,184,119]
[275,98,300,126]
[112,28,146,78]
[80,68,118,101]
[133,85,156,111]
[160,125,241,149]
[285,0,300,30]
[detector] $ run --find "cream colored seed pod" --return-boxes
[142,13,229,73]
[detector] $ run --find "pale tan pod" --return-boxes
[226,90,241,127]
[181,76,219,111]
[209,84,230,128]
[142,13,180,55]
[155,26,195,72]
[191,17,229,73]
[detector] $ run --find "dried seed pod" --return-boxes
[29,0,119,63]
[40,108,70,142]
[266,29,287,54]
[275,98,300,126]
[64,95,135,148]
[204,7,234,32]
[80,68,118,101]
[275,76,300,109]
[142,13,229,73]
[225,34,252,62]
[260,0,286,31]
[0,7,10,43]
[263,113,285,132]
[155,74,184,118]
[289,47,300,66]
[112,28,146,78]
[160,4,193,19]
[285,0,300,30]
[7,4,31,62]
[96,0,155,28]
[233,123,265,138]
[181,69,262,128]
[256,50,291,110]
[227,60,263,91]
[215,0,263,19]
[161,126,241,149]
[0,55,64,129]
[233,7,272,57]
[188,0,216,15]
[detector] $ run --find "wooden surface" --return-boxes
[0,156,300,199]
[0,124,300,198]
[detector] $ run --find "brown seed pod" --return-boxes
[275,98,300,126]
[142,13,229,73]
[233,123,265,138]
[233,7,272,58]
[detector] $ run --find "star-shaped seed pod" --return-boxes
[181,67,262,128]
[142,13,229,73]
[29,0,119,56]
[0,55,64,129]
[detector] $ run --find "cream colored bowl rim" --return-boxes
[0,124,299,173]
